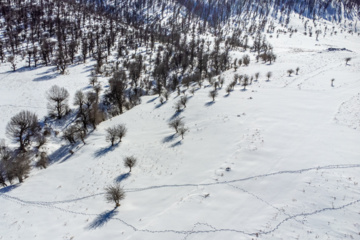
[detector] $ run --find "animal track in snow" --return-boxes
[334,93,360,131]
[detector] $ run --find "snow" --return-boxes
[1,16,360,240]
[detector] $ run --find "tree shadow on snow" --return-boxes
[170,140,182,147]
[0,184,19,193]
[33,73,59,81]
[115,172,130,183]
[94,144,118,158]
[204,101,215,107]
[162,134,176,143]
[49,143,80,164]
[146,97,158,103]
[155,102,165,109]
[87,209,118,230]
[169,110,183,121]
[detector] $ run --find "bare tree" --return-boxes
[116,124,127,142]
[169,118,184,133]
[162,90,170,101]
[345,57,351,65]
[209,90,218,102]
[124,156,137,172]
[242,75,249,90]
[47,85,70,119]
[12,153,31,183]
[180,95,188,108]
[242,54,250,66]
[254,72,260,81]
[178,126,188,139]
[89,76,98,86]
[36,152,49,169]
[226,84,232,95]
[7,56,16,71]
[296,67,300,75]
[0,143,14,185]
[174,101,182,112]
[105,184,125,208]
[63,125,78,144]
[266,71,272,81]
[0,160,6,187]
[106,126,118,146]
[6,111,40,151]
[287,69,294,76]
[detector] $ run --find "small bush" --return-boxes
[105,184,125,208]
[169,118,184,133]
[124,156,137,172]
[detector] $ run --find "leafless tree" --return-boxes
[174,101,182,112]
[116,124,127,142]
[345,57,351,65]
[106,126,118,146]
[105,184,125,208]
[242,54,250,66]
[6,111,40,151]
[255,72,260,81]
[178,126,188,139]
[7,56,16,71]
[266,71,272,81]
[169,118,184,133]
[0,143,14,185]
[180,95,188,108]
[287,69,294,76]
[12,153,31,183]
[209,90,218,102]
[47,85,70,119]
[124,156,137,172]
[36,152,49,169]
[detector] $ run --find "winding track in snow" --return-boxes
[1,163,359,237]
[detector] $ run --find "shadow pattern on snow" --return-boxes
[33,73,59,81]
[204,101,215,107]
[94,144,118,158]
[146,97,158,103]
[169,110,183,121]
[1,164,360,237]
[0,184,19,194]
[87,209,118,229]
[115,173,130,183]
[162,134,176,143]
[170,140,182,147]
[49,143,79,164]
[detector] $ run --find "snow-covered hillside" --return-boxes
[1,12,360,239]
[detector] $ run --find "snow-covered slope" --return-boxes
[1,15,360,239]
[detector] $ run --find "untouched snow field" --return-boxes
[1,23,360,239]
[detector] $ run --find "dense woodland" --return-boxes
[0,0,359,187]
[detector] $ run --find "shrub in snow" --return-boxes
[209,90,218,102]
[106,124,127,146]
[345,57,351,65]
[124,156,137,172]
[242,54,250,66]
[12,152,31,183]
[287,69,294,76]
[115,124,127,142]
[266,71,272,81]
[178,126,188,140]
[36,152,49,169]
[169,117,184,133]
[180,95,188,108]
[105,184,125,208]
